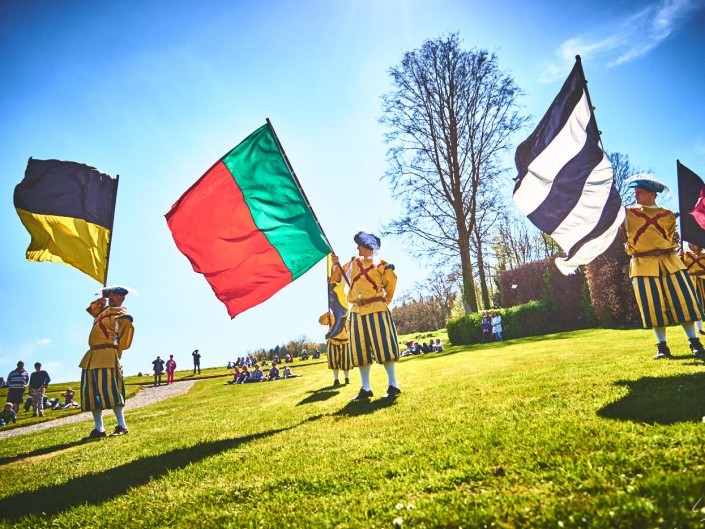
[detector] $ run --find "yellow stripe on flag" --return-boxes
[16,208,111,283]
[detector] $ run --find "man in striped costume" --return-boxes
[681,242,705,336]
[624,175,705,359]
[79,286,135,438]
[319,311,352,387]
[330,231,401,400]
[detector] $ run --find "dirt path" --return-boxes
[0,379,198,441]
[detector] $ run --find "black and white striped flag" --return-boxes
[513,56,624,275]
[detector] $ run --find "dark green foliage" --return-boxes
[449,260,597,345]
[585,231,641,327]
[448,300,561,344]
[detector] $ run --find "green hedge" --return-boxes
[447,300,566,345]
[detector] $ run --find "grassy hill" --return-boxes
[1,328,705,528]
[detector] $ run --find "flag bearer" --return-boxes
[330,231,401,399]
[319,310,352,387]
[681,242,705,335]
[624,175,705,359]
[79,286,135,438]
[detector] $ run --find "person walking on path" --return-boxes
[192,349,201,374]
[6,361,29,414]
[166,355,177,385]
[330,231,401,400]
[78,286,135,438]
[624,175,705,359]
[28,362,51,417]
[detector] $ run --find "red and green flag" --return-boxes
[165,122,331,318]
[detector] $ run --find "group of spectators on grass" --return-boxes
[2,360,78,426]
[226,362,301,385]
[481,311,504,343]
[401,338,444,357]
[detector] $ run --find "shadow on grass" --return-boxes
[296,387,339,406]
[334,396,398,417]
[598,372,705,424]
[0,415,322,522]
[0,439,89,465]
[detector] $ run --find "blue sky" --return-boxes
[1,0,704,383]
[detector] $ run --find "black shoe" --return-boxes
[111,425,129,436]
[350,388,373,401]
[700,330,705,336]
[689,337,705,356]
[654,342,672,360]
[345,378,350,385]
[384,385,402,398]
[87,429,107,439]
[333,379,341,387]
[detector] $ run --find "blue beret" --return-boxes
[627,179,665,193]
[354,231,381,250]
[103,287,129,297]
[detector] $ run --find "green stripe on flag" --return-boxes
[222,124,330,279]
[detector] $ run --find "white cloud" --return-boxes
[540,0,702,83]
[36,338,52,345]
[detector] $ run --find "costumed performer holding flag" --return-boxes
[624,175,705,359]
[330,231,401,400]
[680,242,705,336]
[79,286,135,438]
[320,253,353,387]
[319,311,352,387]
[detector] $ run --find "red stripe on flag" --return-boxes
[691,185,705,231]
[166,161,292,318]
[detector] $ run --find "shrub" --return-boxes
[447,300,561,345]
[585,231,641,327]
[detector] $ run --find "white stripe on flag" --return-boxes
[512,58,624,276]
[513,91,591,216]
[554,206,625,275]
[551,154,614,249]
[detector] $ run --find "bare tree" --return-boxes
[491,212,559,272]
[380,33,529,313]
[392,269,460,333]
[607,151,643,207]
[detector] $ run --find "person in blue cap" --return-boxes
[330,231,401,400]
[78,286,135,438]
[624,174,705,359]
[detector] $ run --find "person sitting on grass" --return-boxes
[236,365,251,384]
[0,402,17,426]
[433,338,444,353]
[249,365,264,382]
[265,363,280,381]
[282,366,300,379]
[227,366,241,385]
[58,387,78,409]
[47,387,80,410]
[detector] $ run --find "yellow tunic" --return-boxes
[78,300,134,369]
[329,257,397,315]
[624,206,684,277]
[318,312,349,344]
[682,250,705,277]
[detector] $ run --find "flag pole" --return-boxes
[575,55,600,138]
[265,118,350,286]
[103,174,119,286]
[265,118,335,254]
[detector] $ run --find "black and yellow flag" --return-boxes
[14,158,118,284]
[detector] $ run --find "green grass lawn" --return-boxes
[2,328,705,528]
